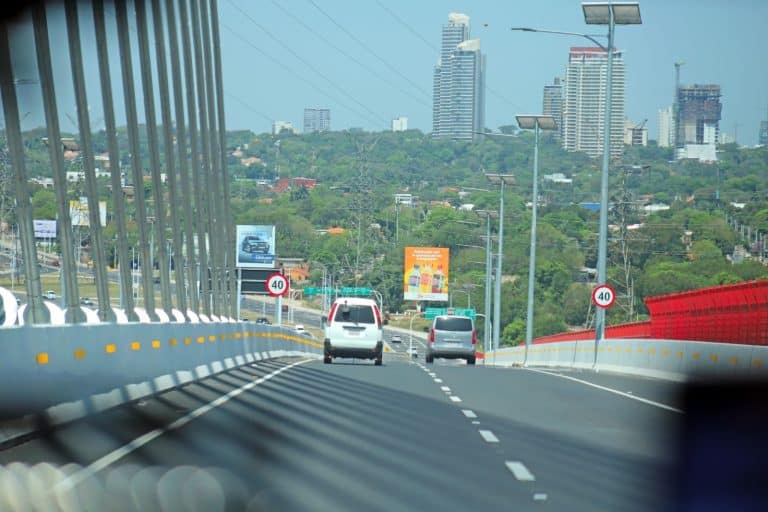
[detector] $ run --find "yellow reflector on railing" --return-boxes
[105,344,117,354]
[74,349,86,360]
[36,353,49,365]
[131,341,141,351]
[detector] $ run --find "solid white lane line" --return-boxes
[440,386,451,392]
[449,396,462,403]
[461,409,477,418]
[505,461,536,481]
[525,368,683,413]
[479,430,499,443]
[55,359,312,492]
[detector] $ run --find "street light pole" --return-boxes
[475,210,497,357]
[511,2,642,366]
[485,174,515,358]
[516,115,557,365]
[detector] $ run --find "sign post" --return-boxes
[592,284,616,309]
[266,273,289,326]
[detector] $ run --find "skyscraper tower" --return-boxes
[432,13,485,141]
[758,104,767,146]
[543,77,563,141]
[562,47,625,158]
[303,107,330,133]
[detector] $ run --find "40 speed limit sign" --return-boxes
[592,284,616,309]
[265,273,289,297]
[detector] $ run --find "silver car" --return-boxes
[426,315,476,365]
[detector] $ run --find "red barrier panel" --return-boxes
[645,279,768,345]
[530,280,767,346]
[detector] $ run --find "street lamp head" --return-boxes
[476,209,499,219]
[515,115,557,131]
[582,2,642,25]
[484,173,516,185]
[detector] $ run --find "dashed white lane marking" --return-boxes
[533,493,548,501]
[479,430,499,443]
[471,420,480,425]
[440,386,451,392]
[428,373,436,377]
[434,378,443,383]
[525,368,683,413]
[449,396,462,403]
[461,409,477,418]
[505,461,536,481]
[55,359,312,492]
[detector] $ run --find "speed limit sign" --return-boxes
[592,284,616,309]
[265,273,289,297]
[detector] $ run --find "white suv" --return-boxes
[323,297,384,365]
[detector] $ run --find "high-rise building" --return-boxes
[759,106,768,146]
[303,108,330,133]
[675,85,721,146]
[674,84,721,161]
[392,116,408,132]
[658,106,674,147]
[562,47,625,159]
[542,77,563,140]
[432,13,485,141]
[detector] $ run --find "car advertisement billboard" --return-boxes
[236,225,276,268]
[33,219,57,238]
[403,246,449,301]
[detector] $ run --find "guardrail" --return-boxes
[488,338,768,381]
[0,319,321,429]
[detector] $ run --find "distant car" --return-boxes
[390,334,403,344]
[295,324,306,332]
[407,347,418,358]
[256,317,271,325]
[426,315,476,365]
[241,235,270,254]
[80,297,95,306]
[44,290,56,300]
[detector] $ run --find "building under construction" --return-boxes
[675,84,722,147]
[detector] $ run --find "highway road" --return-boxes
[0,349,683,511]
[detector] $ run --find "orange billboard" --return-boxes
[403,247,449,301]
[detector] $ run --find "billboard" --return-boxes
[236,224,276,268]
[33,219,56,238]
[69,198,107,227]
[403,247,449,302]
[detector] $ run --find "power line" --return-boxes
[225,0,390,127]
[220,22,386,129]
[373,0,438,53]
[306,0,432,100]
[223,91,274,124]
[271,0,430,110]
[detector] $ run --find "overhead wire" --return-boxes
[306,0,433,101]
[270,0,430,110]
[225,0,390,128]
[220,21,386,129]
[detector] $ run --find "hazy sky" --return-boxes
[5,1,768,146]
[219,0,768,145]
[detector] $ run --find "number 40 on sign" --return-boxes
[592,284,616,309]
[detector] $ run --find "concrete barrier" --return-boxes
[0,320,322,420]
[487,338,768,381]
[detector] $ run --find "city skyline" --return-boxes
[5,1,767,146]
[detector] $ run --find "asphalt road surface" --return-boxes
[0,350,684,511]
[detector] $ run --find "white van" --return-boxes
[323,297,383,365]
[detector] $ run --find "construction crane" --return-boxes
[673,61,685,149]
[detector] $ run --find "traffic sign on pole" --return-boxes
[266,273,289,297]
[592,284,616,309]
